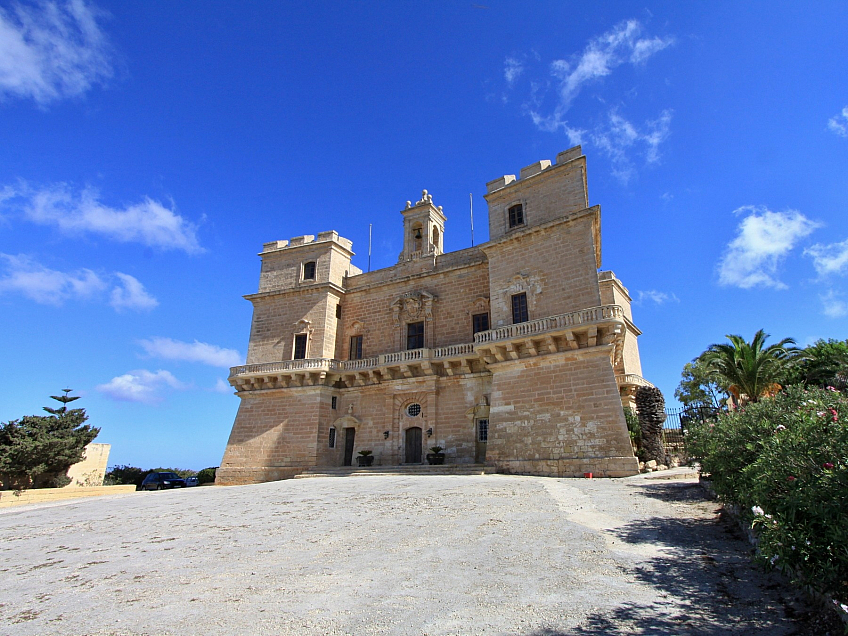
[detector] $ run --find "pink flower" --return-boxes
[787,475,796,482]
[823,462,834,469]
[827,386,838,392]
[829,409,838,422]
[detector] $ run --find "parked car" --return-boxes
[139,472,186,491]
[184,476,199,487]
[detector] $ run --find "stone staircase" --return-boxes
[294,464,488,479]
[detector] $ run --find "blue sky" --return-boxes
[1,1,846,470]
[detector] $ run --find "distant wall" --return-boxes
[0,485,135,508]
[65,443,111,488]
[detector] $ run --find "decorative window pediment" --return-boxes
[391,291,437,327]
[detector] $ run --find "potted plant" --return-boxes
[356,450,374,467]
[426,446,445,465]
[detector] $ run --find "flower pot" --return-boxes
[357,455,374,467]
[426,453,445,465]
[583,472,593,479]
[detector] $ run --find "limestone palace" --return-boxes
[217,146,654,485]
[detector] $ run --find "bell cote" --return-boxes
[398,190,447,263]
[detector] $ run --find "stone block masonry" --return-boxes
[218,146,646,484]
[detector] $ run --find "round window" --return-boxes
[406,403,422,417]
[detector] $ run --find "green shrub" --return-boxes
[688,385,848,603]
[196,467,217,485]
[623,407,641,447]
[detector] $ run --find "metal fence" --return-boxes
[663,406,719,454]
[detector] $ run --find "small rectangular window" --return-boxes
[336,304,342,319]
[349,335,363,360]
[508,204,524,228]
[293,334,307,359]
[406,321,424,350]
[511,293,528,324]
[477,419,489,443]
[331,396,337,410]
[329,427,336,448]
[303,261,316,280]
[472,313,490,335]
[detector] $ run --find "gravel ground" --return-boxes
[0,472,841,635]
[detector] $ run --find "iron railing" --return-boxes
[662,406,720,451]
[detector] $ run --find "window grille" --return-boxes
[477,419,489,442]
[407,403,422,417]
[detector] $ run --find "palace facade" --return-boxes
[217,146,651,485]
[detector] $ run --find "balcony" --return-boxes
[228,305,628,392]
[473,305,626,364]
[228,343,481,391]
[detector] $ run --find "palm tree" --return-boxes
[703,330,800,404]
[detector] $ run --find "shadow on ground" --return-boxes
[527,481,843,636]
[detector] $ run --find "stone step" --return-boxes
[294,464,488,479]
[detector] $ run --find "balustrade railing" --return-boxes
[474,305,624,345]
[231,306,624,380]
[230,358,335,377]
[615,374,655,388]
[432,343,475,358]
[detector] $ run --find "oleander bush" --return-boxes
[687,385,848,603]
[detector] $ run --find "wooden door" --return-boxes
[343,427,355,466]
[405,427,422,464]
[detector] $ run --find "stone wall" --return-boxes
[65,443,111,488]
[486,348,638,477]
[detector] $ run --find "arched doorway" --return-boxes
[404,427,423,464]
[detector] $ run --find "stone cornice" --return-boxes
[244,281,346,302]
[479,205,601,269]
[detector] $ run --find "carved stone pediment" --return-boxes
[391,291,437,327]
[471,296,490,314]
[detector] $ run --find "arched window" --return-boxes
[432,226,440,250]
[303,261,316,281]
[412,223,423,252]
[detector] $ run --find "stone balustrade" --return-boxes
[474,305,623,345]
[228,307,625,391]
[615,373,655,389]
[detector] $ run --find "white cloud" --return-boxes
[804,237,848,277]
[828,106,848,137]
[97,369,186,404]
[110,272,158,312]
[821,290,848,318]
[717,206,821,289]
[590,109,672,184]
[529,19,673,130]
[0,252,105,304]
[0,253,157,312]
[635,290,679,305]
[0,0,113,105]
[138,336,244,368]
[213,378,232,394]
[504,56,524,87]
[2,182,203,253]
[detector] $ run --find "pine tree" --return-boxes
[0,391,99,490]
